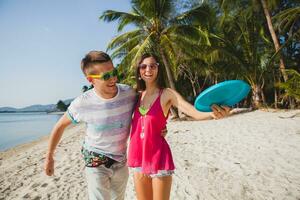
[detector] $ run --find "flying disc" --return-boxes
[194,80,251,112]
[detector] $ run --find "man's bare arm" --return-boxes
[44,113,72,176]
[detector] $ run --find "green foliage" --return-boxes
[56,100,68,111]
[277,69,300,100]
[82,85,94,93]
[273,6,300,34]
[100,0,217,87]
[99,0,300,109]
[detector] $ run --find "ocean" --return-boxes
[0,112,63,151]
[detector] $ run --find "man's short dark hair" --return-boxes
[81,51,112,75]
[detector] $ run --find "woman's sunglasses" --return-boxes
[87,68,118,81]
[138,63,159,70]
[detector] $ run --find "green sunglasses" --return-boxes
[88,68,118,81]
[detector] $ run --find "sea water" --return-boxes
[0,112,62,151]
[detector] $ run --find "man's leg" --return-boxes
[85,166,112,200]
[110,162,129,200]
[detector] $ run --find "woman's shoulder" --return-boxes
[161,88,177,97]
[161,87,172,93]
[160,88,176,102]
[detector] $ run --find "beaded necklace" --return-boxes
[138,90,159,139]
[139,106,148,139]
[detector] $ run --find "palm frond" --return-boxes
[131,0,174,21]
[277,69,300,100]
[107,29,143,51]
[170,3,215,28]
[164,25,211,46]
[266,28,300,68]
[160,35,179,78]
[118,45,140,71]
[117,46,141,87]
[110,35,145,59]
[100,10,147,31]
[273,6,300,32]
[130,32,156,69]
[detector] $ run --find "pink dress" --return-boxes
[127,90,175,174]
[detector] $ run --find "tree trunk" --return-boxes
[272,69,278,108]
[191,82,197,97]
[251,84,263,108]
[181,64,198,97]
[261,89,266,106]
[261,78,266,105]
[199,74,208,94]
[260,0,288,82]
[159,47,179,118]
[159,48,176,90]
[274,88,278,109]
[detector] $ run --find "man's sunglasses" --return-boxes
[87,68,118,81]
[138,63,159,70]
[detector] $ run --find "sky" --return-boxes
[0,0,133,108]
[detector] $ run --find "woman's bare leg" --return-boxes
[133,172,153,200]
[152,176,172,200]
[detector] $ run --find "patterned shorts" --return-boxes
[81,147,116,168]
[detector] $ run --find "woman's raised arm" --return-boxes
[165,88,230,120]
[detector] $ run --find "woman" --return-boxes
[127,53,230,200]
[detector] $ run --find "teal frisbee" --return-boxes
[194,80,251,112]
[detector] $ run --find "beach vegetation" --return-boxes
[56,100,69,111]
[100,0,300,110]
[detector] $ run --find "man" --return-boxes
[44,51,136,200]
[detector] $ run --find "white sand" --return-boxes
[0,110,300,200]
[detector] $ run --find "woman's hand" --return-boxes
[210,105,231,119]
[161,126,168,137]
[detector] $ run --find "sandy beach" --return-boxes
[0,110,300,200]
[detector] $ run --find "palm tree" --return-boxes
[206,1,276,107]
[260,0,288,82]
[99,0,214,91]
[216,0,289,81]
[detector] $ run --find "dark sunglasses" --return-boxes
[138,63,159,70]
[87,68,118,81]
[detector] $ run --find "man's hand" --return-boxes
[211,104,231,119]
[43,113,72,176]
[44,155,54,176]
[161,126,168,137]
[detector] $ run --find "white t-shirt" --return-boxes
[67,84,136,162]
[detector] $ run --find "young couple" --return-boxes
[44,51,230,200]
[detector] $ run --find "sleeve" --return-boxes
[66,97,82,124]
[125,85,137,103]
[128,86,138,113]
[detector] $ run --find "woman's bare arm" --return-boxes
[164,88,230,120]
